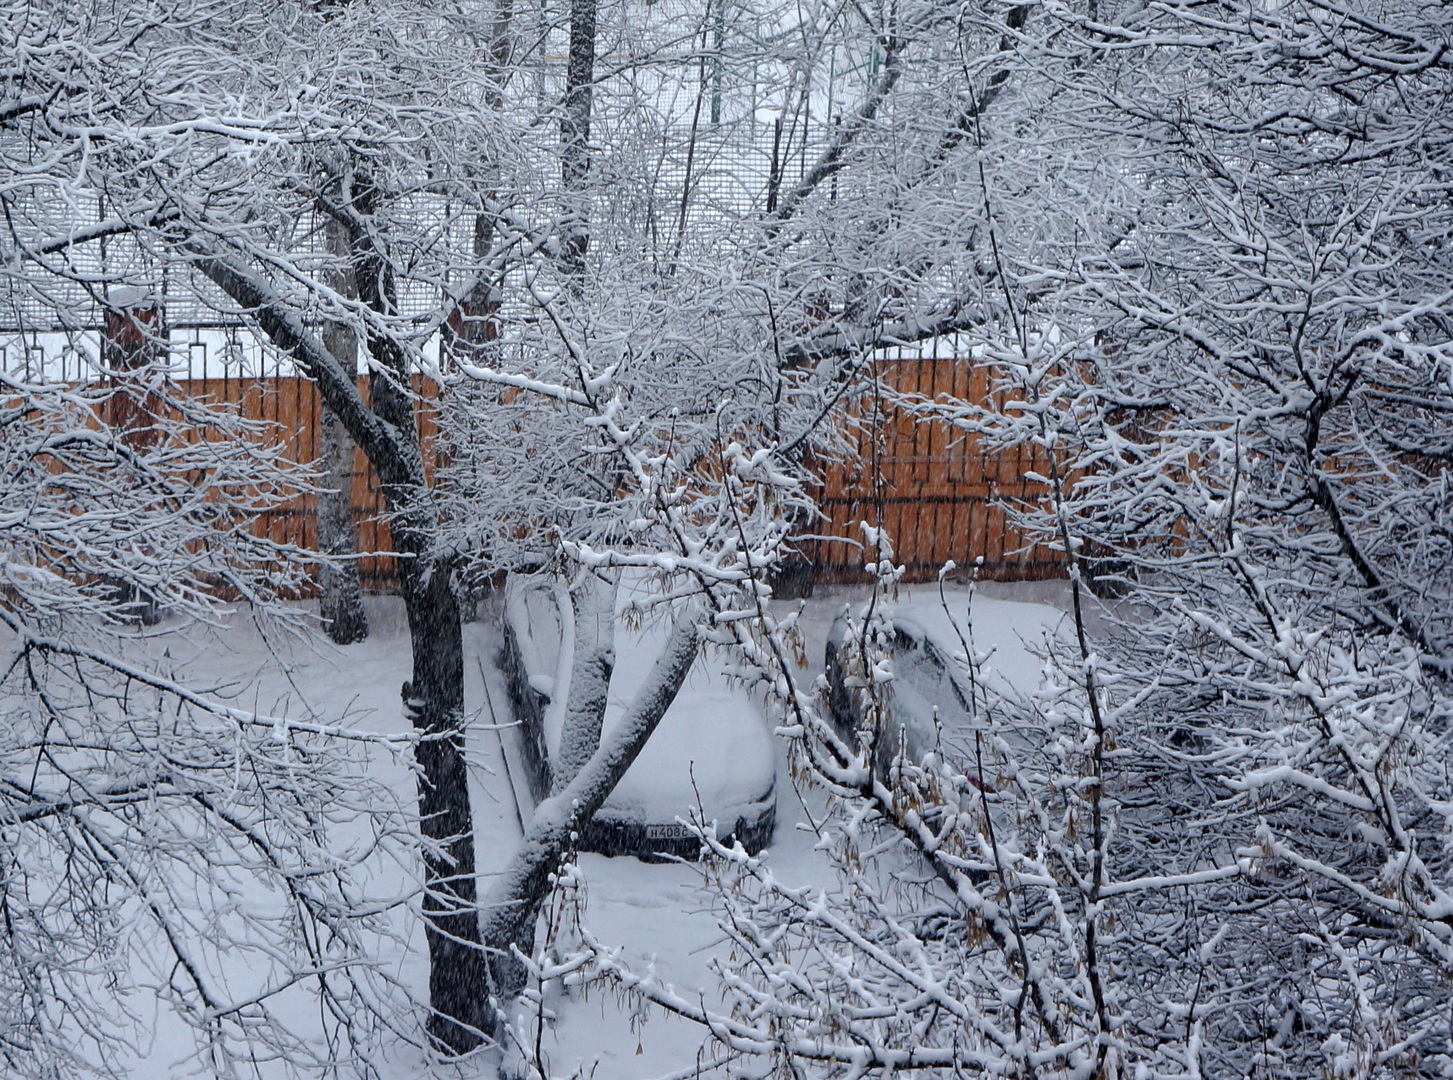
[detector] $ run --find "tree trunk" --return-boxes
[317,220,370,644]
[316,399,369,643]
[559,0,595,283]
[552,572,617,792]
[484,571,617,1001]
[397,546,490,1056]
[481,615,699,1032]
[194,239,491,1057]
[349,184,491,1053]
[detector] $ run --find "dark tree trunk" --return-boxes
[560,0,595,283]
[349,178,491,1053]
[195,207,490,1056]
[397,545,489,1055]
[317,219,369,644]
[316,400,369,644]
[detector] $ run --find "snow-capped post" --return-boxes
[443,279,502,357]
[102,285,165,450]
[101,285,165,623]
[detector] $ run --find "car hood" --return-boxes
[599,641,775,825]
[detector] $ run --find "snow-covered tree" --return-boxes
[0,0,497,1059]
[0,7,493,1074]
[560,1,1453,1077]
[21,0,1448,1073]
[0,377,432,1079]
[1000,3,1453,1070]
[5,0,854,1060]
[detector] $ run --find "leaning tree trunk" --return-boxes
[317,219,369,644]
[552,571,617,792]
[481,615,699,1034]
[487,570,618,999]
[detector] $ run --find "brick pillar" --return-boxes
[103,287,166,450]
[442,283,501,366]
[101,287,166,623]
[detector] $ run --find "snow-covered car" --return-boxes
[825,587,1068,776]
[499,575,777,861]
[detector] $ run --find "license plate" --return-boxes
[645,824,693,840]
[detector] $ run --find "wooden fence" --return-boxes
[168,355,1063,593]
[170,373,440,593]
[808,354,1064,583]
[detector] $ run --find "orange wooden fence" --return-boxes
[171,355,1063,592]
[808,355,1064,583]
[172,374,440,592]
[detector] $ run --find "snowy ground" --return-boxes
[117,579,1076,1077]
